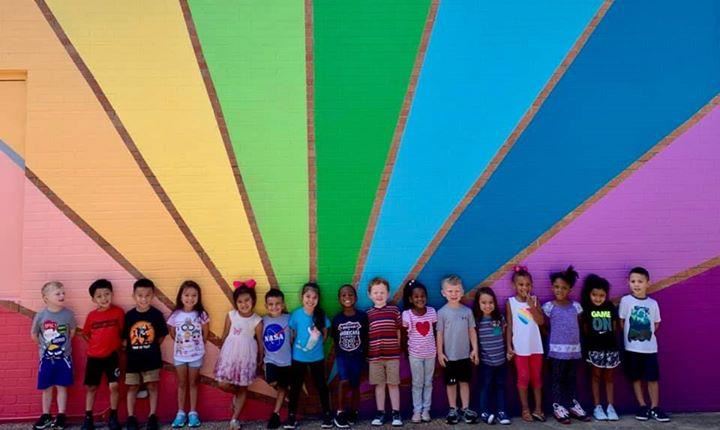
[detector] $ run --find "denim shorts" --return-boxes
[174,357,203,368]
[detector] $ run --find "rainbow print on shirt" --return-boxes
[518,307,532,325]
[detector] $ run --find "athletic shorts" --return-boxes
[38,357,73,390]
[444,358,472,385]
[265,363,292,389]
[84,352,120,386]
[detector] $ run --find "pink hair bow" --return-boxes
[233,279,256,289]
[513,265,528,273]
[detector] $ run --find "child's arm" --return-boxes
[436,329,447,367]
[202,321,209,343]
[255,320,264,365]
[529,296,544,325]
[221,314,231,342]
[505,303,515,360]
[469,326,479,365]
[168,326,176,341]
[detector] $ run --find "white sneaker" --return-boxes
[420,410,431,423]
[593,405,608,421]
[606,404,619,421]
[411,412,421,423]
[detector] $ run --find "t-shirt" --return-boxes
[402,307,437,359]
[619,295,661,354]
[83,305,124,358]
[508,296,543,356]
[289,308,330,363]
[123,306,168,372]
[437,304,475,361]
[332,310,368,358]
[542,301,583,360]
[167,310,209,363]
[367,305,402,361]
[582,302,618,352]
[263,314,292,366]
[477,315,506,366]
[31,308,77,359]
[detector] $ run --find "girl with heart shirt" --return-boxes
[401,280,438,423]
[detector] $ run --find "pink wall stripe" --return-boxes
[0,153,24,302]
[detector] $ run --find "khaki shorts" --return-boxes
[369,359,400,385]
[125,368,161,385]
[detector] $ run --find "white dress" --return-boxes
[214,311,261,386]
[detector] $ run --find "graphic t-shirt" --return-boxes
[367,305,402,361]
[123,306,168,372]
[83,305,125,358]
[31,308,77,359]
[402,307,437,359]
[289,308,330,363]
[167,310,209,363]
[583,302,618,351]
[619,295,661,353]
[477,315,506,366]
[437,304,476,361]
[263,314,292,366]
[542,301,583,360]
[332,310,368,358]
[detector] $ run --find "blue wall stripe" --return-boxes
[418,0,720,306]
[0,139,24,169]
[357,0,603,307]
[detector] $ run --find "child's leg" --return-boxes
[388,384,400,411]
[566,360,578,404]
[176,365,188,412]
[56,386,68,413]
[529,354,543,414]
[603,369,615,405]
[591,366,602,405]
[337,380,347,412]
[514,355,530,411]
[273,387,286,414]
[232,387,247,420]
[85,385,98,412]
[287,361,305,415]
[351,386,360,412]
[309,360,330,414]
[632,380,646,406]
[109,382,120,410]
[374,383,386,411]
[147,381,159,415]
[446,384,458,409]
[459,382,470,410]
[479,365,492,413]
[188,367,200,412]
[495,364,508,412]
[409,356,424,413]
[648,381,659,408]
[550,359,562,405]
[422,357,434,413]
[126,384,139,416]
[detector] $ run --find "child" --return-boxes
[285,282,333,429]
[262,288,292,429]
[581,274,620,421]
[436,275,478,425]
[31,281,77,430]
[123,278,169,430]
[332,284,368,428]
[401,280,437,424]
[473,287,510,425]
[542,266,589,423]
[215,280,263,430]
[619,267,669,422]
[505,266,545,422]
[366,277,403,427]
[81,279,124,430]
[168,281,210,428]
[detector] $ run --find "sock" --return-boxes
[85,411,93,418]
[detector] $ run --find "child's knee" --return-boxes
[86,385,98,393]
[109,382,119,392]
[146,382,158,392]
[127,384,139,393]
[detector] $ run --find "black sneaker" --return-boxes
[53,414,67,430]
[446,408,460,425]
[108,411,121,430]
[650,408,670,422]
[268,412,282,429]
[81,414,95,430]
[146,414,159,430]
[334,411,350,429]
[125,416,139,430]
[34,414,53,430]
[463,409,478,424]
[321,412,334,428]
[346,410,359,426]
[391,410,403,427]
[479,412,495,424]
[635,406,650,421]
[283,414,298,429]
[371,411,385,426]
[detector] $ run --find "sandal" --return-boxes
[521,409,533,422]
[229,419,241,430]
[532,411,546,422]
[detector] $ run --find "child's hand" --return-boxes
[438,352,448,367]
[529,295,538,308]
[506,348,515,361]
[470,349,479,365]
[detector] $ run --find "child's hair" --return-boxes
[510,265,533,283]
[41,281,64,297]
[473,286,502,322]
[338,284,357,299]
[232,279,257,308]
[265,288,285,302]
[133,278,155,291]
[302,282,326,331]
[629,266,650,280]
[174,280,206,315]
[402,279,428,310]
[367,277,390,292]
[549,265,579,287]
[581,274,610,310]
[89,279,112,297]
[441,274,463,289]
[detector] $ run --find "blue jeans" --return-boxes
[479,362,507,414]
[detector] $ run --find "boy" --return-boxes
[367,277,403,427]
[332,284,368,428]
[82,279,125,430]
[436,275,479,424]
[31,281,77,430]
[262,289,292,429]
[619,267,669,422]
[123,278,168,430]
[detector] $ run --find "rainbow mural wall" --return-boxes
[1,0,719,422]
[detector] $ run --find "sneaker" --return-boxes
[650,408,670,422]
[605,404,619,421]
[108,411,121,430]
[268,412,282,429]
[463,409,478,424]
[635,406,650,421]
[552,403,571,425]
[147,414,160,430]
[347,411,359,426]
[334,411,350,428]
[230,419,241,430]
[420,411,431,423]
[172,411,187,428]
[570,399,590,421]
[81,415,95,430]
[371,411,385,426]
[496,411,511,425]
[446,408,460,425]
[391,410,403,427]
[592,405,608,421]
[125,416,139,430]
[53,414,67,430]
[479,412,495,424]
[411,412,421,423]
[34,414,54,430]
[188,412,201,428]
[321,412,334,428]
[283,414,298,429]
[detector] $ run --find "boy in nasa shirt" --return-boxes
[262,289,292,429]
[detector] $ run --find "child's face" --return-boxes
[44,287,66,308]
[552,279,571,301]
[368,283,389,307]
[410,288,427,309]
[590,288,607,306]
[181,287,199,310]
[236,293,254,315]
[265,296,284,317]
[478,293,495,316]
[302,289,319,310]
[629,273,649,298]
[339,286,357,310]
[133,286,154,311]
[92,288,113,310]
[513,276,532,299]
[441,282,464,305]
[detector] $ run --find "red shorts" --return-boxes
[515,354,543,389]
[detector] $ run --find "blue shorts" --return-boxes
[174,357,203,368]
[38,357,73,390]
[336,354,364,388]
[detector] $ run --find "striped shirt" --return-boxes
[477,315,506,366]
[367,305,401,361]
[402,307,437,359]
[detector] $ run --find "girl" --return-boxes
[168,281,210,428]
[505,265,545,422]
[401,280,437,423]
[542,266,589,424]
[581,274,620,421]
[215,280,263,430]
[286,282,332,429]
[473,287,510,425]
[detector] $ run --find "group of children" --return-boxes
[30,265,669,430]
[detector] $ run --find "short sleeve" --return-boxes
[618,297,629,319]
[436,311,445,333]
[429,307,438,324]
[653,301,661,323]
[466,308,476,329]
[67,310,78,331]
[542,301,553,317]
[401,310,410,328]
[166,311,177,327]
[199,311,210,325]
[30,312,41,337]
[573,302,583,314]
[83,312,93,335]
[288,311,297,331]
[394,308,401,328]
[324,315,331,329]
[155,310,169,337]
